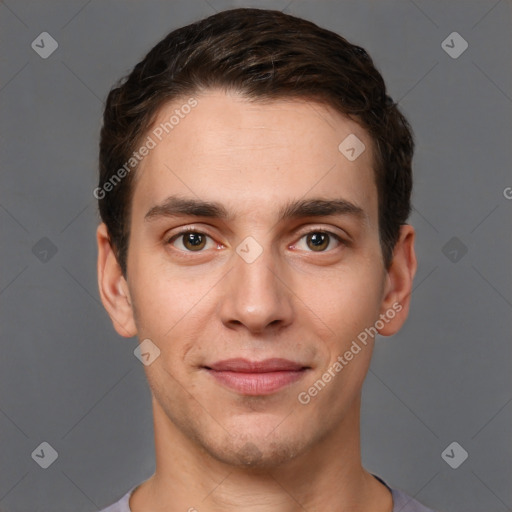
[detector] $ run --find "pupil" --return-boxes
[186,233,204,248]
[309,232,328,250]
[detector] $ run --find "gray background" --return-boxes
[1,1,511,511]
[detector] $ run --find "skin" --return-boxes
[97,89,416,512]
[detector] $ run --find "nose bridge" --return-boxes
[219,235,293,331]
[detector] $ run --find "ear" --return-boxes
[96,223,137,338]
[377,224,417,336]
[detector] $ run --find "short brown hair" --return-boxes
[98,7,414,276]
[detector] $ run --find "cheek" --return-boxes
[128,264,217,369]
[300,266,384,342]
[128,257,205,332]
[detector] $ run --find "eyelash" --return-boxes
[166,227,346,253]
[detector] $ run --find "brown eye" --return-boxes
[306,232,330,251]
[169,231,213,252]
[182,232,206,251]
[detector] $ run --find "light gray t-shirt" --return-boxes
[98,476,437,512]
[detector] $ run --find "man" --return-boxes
[95,8,436,512]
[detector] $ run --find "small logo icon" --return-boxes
[31,32,59,59]
[32,237,58,263]
[134,338,161,366]
[441,441,468,469]
[338,134,366,161]
[32,441,58,469]
[441,32,468,59]
[442,236,468,263]
[236,236,263,264]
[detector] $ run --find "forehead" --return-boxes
[131,90,378,225]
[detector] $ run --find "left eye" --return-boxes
[295,231,342,252]
[168,231,215,252]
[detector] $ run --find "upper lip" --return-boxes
[204,358,308,372]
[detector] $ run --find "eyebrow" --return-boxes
[144,195,367,224]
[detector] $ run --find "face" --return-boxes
[98,89,415,469]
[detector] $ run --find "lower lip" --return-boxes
[205,369,308,395]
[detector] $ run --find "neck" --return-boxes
[130,394,392,512]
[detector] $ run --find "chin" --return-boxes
[200,428,310,470]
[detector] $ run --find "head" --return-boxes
[96,8,416,469]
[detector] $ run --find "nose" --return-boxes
[218,242,294,334]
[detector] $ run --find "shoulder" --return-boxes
[96,481,439,512]
[97,486,135,512]
[391,487,439,512]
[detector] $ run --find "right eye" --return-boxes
[167,230,216,252]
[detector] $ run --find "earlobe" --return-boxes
[96,223,137,338]
[377,224,417,337]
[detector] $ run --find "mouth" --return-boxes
[202,358,311,396]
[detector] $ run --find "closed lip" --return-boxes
[203,357,310,395]
[204,358,309,372]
